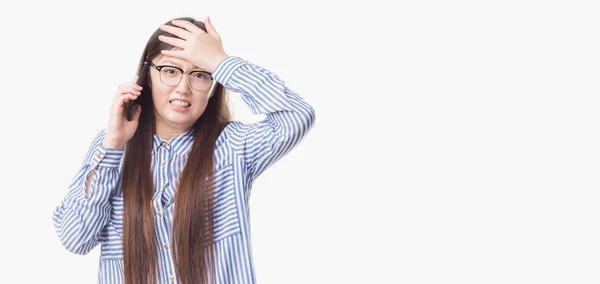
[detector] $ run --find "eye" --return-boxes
[161,67,181,77]
[192,73,208,79]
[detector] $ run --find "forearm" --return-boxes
[53,130,124,254]
[213,57,316,178]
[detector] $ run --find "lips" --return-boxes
[169,99,191,108]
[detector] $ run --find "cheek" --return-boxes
[149,75,168,98]
[193,96,210,109]
[150,84,172,103]
[151,91,168,105]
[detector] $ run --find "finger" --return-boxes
[171,19,205,35]
[120,94,138,104]
[133,74,139,83]
[119,82,142,91]
[126,83,143,90]
[121,85,142,92]
[158,35,186,49]
[119,87,141,96]
[159,24,192,40]
[160,49,184,59]
[115,94,137,114]
[205,16,221,39]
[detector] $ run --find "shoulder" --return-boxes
[216,120,258,148]
[224,120,258,136]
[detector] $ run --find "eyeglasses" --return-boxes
[146,61,214,91]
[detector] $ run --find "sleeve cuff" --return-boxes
[212,56,247,86]
[90,145,124,168]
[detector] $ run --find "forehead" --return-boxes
[154,54,203,71]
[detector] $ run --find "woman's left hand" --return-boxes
[158,16,229,73]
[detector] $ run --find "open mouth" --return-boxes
[169,99,191,108]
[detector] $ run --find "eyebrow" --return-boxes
[159,60,205,72]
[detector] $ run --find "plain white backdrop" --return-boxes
[0,0,598,283]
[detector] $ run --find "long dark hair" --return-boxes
[121,17,230,284]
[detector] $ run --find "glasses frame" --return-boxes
[145,61,215,92]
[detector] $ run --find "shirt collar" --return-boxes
[150,122,231,157]
[152,128,196,157]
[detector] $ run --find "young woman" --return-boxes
[53,16,315,284]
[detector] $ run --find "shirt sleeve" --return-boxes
[52,128,124,255]
[212,56,316,181]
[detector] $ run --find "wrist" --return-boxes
[209,53,229,73]
[102,137,125,149]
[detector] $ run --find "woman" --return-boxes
[52,16,315,284]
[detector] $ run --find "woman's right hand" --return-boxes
[102,75,144,149]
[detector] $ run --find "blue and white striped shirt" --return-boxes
[53,56,316,283]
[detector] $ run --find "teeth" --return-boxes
[170,100,190,107]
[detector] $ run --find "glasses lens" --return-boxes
[189,72,212,91]
[160,67,182,86]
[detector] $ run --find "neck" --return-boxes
[155,119,192,141]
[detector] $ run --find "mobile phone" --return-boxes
[127,62,150,121]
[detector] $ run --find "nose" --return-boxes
[175,74,190,94]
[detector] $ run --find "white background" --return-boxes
[0,0,598,283]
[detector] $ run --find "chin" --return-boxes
[159,107,192,122]
[167,112,197,124]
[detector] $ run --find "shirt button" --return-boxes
[169,275,175,281]
[96,153,102,158]
[164,244,169,249]
[163,142,168,147]
[161,161,167,167]
[157,211,163,217]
